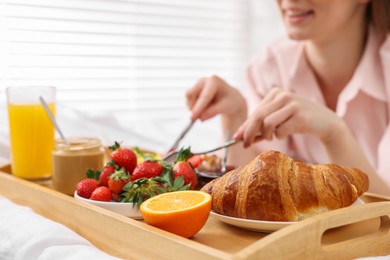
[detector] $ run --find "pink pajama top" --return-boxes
[246,27,390,190]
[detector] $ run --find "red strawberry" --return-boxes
[111,193,119,202]
[108,169,131,194]
[172,147,198,189]
[186,155,203,168]
[173,161,198,189]
[109,142,137,174]
[90,186,112,202]
[76,178,99,199]
[132,160,163,181]
[99,163,116,187]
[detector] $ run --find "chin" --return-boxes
[285,28,310,41]
[287,33,307,41]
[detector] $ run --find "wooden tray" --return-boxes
[1,165,390,259]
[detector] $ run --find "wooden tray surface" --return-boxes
[1,166,390,260]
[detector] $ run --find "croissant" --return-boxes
[201,150,369,222]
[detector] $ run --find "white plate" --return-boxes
[74,191,143,219]
[211,198,364,233]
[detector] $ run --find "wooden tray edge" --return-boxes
[0,170,230,260]
[234,193,390,259]
[3,162,390,260]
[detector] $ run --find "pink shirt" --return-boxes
[246,27,390,189]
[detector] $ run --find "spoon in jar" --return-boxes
[39,96,69,146]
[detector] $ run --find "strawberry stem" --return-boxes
[108,141,122,151]
[175,147,192,163]
[86,168,101,180]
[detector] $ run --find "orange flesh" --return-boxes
[146,192,206,211]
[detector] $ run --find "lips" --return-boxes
[286,10,313,17]
[283,7,314,24]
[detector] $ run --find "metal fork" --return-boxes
[220,131,230,174]
[163,120,196,158]
[162,137,241,164]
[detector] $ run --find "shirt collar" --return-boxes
[287,43,325,104]
[346,26,386,102]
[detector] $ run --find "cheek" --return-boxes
[275,0,284,18]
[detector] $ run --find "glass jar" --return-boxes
[52,137,104,195]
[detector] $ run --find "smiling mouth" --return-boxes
[286,10,313,16]
[284,9,314,23]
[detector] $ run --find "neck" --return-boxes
[304,16,368,110]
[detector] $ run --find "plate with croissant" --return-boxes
[201,150,369,233]
[210,199,364,233]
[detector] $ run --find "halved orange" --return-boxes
[140,190,212,238]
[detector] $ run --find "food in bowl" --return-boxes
[74,143,199,217]
[197,154,222,172]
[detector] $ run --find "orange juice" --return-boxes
[8,103,56,179]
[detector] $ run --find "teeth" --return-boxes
[286,10,310,16]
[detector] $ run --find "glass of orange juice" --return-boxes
[6,86,56,182]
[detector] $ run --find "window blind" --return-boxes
[0,0,255,154]
[0,0,250,123]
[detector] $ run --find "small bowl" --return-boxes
[196,165,236,179]
[74,191,142,219]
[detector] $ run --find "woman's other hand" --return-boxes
[186,75,255,166]
[186,75,247,122]
[234,87,343,147]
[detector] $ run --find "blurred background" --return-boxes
[0,0,283,161]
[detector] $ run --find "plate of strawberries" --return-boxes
[74,142,198,219]
[74,191,143,219]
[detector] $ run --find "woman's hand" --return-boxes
[186,75,256,166]
[234,87,343,147]
[186,75,247,122]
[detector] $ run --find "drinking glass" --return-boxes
[6,86,56,182]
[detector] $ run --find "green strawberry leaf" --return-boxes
[110,168,130,181]
[105,160,118,169]
[155,186,167,194]
[123,181,132,191]
[118,158,191,207]
[160,168,174,186]
[170,176,190,191]
[173,175,184,188]
[108,141,122,151]
[176,147,192,163]
[86,168,101,180]
[120,177,169,207]
[179,183,191,191]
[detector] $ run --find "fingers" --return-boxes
[190,78,219,121]
[259,92,294,140]
[234,86,338,148]
[234,88,295,147]
[186,75,232,121]
[186,77,205,109]
[186,78,206,120]
[261,104,294,139]
[199,102,221,121]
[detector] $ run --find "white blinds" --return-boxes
[0,0,249,122]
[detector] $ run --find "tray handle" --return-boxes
[235,201,390,260]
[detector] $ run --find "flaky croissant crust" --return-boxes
[201,150,369,222]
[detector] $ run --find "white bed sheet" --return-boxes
[0,196,120,260]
